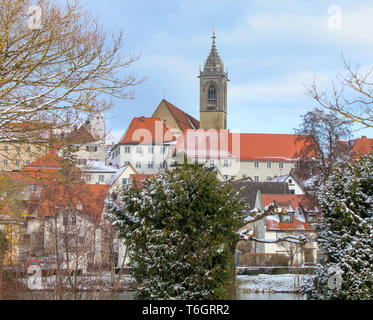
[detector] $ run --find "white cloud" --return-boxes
[228,71,332,103]
[218,6,373,51]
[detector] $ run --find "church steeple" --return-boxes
[204,30,224,73]
[199,30,229,130]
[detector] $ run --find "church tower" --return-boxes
[199,30,229,130]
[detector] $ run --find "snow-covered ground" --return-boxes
[237,274,311,293]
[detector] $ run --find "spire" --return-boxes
[204,29,224,72]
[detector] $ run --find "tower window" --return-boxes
[208,85,216,101]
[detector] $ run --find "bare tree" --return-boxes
[294,108,352,186]
[0,0,143,141]
[307,55,373,129]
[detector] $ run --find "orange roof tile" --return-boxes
[35,184,108,222]
[351,136,373,159]
[175,130,312,161]
[233,133,311,161]
[130,174,156,188]
[119,117,176,145]
[162,100,200,131]
[261,194,319,231]
[24,150,63,169]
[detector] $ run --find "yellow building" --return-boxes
[0,213,25,265]
[0,142,49,171]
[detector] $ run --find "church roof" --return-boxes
[161,99,200,131]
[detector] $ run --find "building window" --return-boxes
[16,147,20,152]
[281,213,293,223]
[71,216,77,226]
[148,146,154,154]
[254,162,259,168]
[267,162,272,168]
[288,179,293,184]
[160,162,166,169]
[210,159,215,166]
[148,162,154,169]
[161,146,167,154]
[26,160,31,165]
[3,160,7,167]
[290,189,296,194]
[267,176,272,180]
[85,175,92,182]
[223,160,229,167]
[30,184,35,191]
[136,162,141,169]
[76,203,83,211]
[79,159,87,165]
[15,160,20,166]
[86,146,98,152]
[136,147,142,154]
[4,146,8,152]
[99,175,104,182]
[208,85,217,101]
[254,176,259,182]
[124,146,131,153]
[242,174,248,179]
[122,178,130,185]
[63,216,68,226]
[223,175,229,180]
[26,146,31,152]
[279,162,284,169]
[124,161,130,166]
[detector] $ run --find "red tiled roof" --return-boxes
[261,194,319,231]
[130,174,156,188]
[234,133,312,161]
[174,130,312,161]
[24,150,63,169]
[35,184,108,222]
[351,136,373,159]
[162,99,200,131]
[119,117,176,145]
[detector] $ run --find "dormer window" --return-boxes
[208,85,216,101]
[281,213,293,223]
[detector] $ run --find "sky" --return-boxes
[76,0,373,143]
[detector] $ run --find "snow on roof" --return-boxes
[267,176,287,183]
[107,164,133,186]
[81,161,118,173]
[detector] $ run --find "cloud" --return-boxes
[228,71,332,103]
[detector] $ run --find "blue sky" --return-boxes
[77,0,373,143]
